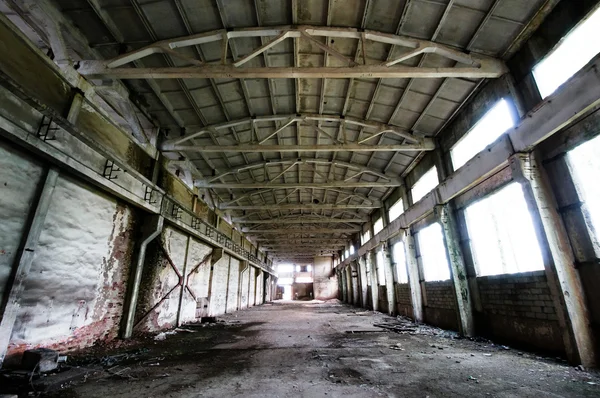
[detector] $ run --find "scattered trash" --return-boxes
[587,382,597,386]
[154,330,177,341]
[483,354,492,357]
[468,376,479,383]
[575,365,585,371]
[389,344,404,351]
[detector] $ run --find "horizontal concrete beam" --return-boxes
[198,182,400,189]
[243,228,359,234]
[170,143,434,153]
[233,217,367,224]
[221,203,380,210]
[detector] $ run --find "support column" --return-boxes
[350,261,359,306]
[436,204,475,337]
[404,229,423,322]
[511,152,596,366]
[345,265,353,305]
[382,242,397,316]
[0,168,59,365]
[176,236,191,326]
[366,250,379,312]
[358,255,369,308]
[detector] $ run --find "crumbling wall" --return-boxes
[0,140,45,301]
[248,266,256,307]
[226,258,240,313]
[475,271,564,353]
[395,283,413,318]
[423,281,459,331]
[313,256,337,300]
[7,174,135,359]
[209,254,230,316]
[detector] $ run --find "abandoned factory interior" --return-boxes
[1,0,600,396]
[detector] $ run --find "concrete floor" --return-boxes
[52,300,599,397]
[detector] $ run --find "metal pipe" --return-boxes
[122,215,164,338]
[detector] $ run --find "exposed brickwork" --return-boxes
[477,271,557,321]
[424,281,456,310]
[395,283,412,306]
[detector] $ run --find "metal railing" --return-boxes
[161,195,274,273]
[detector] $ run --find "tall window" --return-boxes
[388,198,404,222]
[418,223,450,281]
[533,6,600,99]
[411,167,439,203]
[451,99,515,170]
[361,229,371,245]
[373,217,384,235]
[464,182,544,276]
[349,245,355,255]
[376,249,386,286]
[392,241,408,283]
[569,134,600,237]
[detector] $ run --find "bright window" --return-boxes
[361,230,371,245]
[411,167,439,203]
[373,217,384,235]
[349,245,355,255]
[451,99,515,170]
[388,198,404,222]
[392,241,408,283]
[465,182,544,276]
[344,249,349,258]
[534,7,600,99]
[277,264,293,273]
[569,134,600,237]
[418,223,450,281]
[376,249,386,286]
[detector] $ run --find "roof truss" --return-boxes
[77,25,507,80]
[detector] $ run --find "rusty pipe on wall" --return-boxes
[122,214,164,339]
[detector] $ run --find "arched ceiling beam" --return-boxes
[78,26,507,79]
[160,113,421,148]
[220,187,379,207]
[204,159,398,184]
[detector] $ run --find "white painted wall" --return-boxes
[226,258,240,313]
[9,174,134,354]
[0,141,44,300]
[209,254,230,316]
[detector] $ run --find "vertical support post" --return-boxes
[404,229,423,322]
[340,268,347,302]
[0,168,59,365]
[367,250,379,312]
[358,255,368,308]
[436,204,475,337]
[345,265,353,305]
[382,241,397,316]
[238,260,248,309]
[350,261,359,306]
[176,236,191,326]
[511,152,596,366]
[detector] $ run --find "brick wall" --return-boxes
[424,281,458,330]
[475,271,564,354]
[395,283,413,318]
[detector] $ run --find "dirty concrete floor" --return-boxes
[52,301,599,397]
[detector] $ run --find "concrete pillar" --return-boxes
[340,268,347,302]
[511,152,596,366]
[0,168,59,366]
[436,204,475,337]
[366,250,379,312]
[382,242,397,316]
[350,261,360,306]
[358,255,369,308]
[345,266,353,305]
[404,229,423,322]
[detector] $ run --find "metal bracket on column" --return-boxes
[36,115,58,141]
[103,159,122,180]
[144,185,157,205]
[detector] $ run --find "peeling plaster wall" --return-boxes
[240,267,249,309]
[7,174,135,359]
[313,256,338,300]
[226,258,240,313]
[209,254,230,316]
[0,140,44,300]
[182,237,212,323]
[248,266,256,307]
